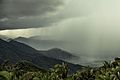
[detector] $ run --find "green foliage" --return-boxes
[1,59,120,80]
[0,71,12,80]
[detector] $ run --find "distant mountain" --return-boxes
[0,35,9,40]
[0,39,83,74]
[14,37,65,50]
[40,48,78,61]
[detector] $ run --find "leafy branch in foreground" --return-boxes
[0,58,120,80]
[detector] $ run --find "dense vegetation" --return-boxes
[0,58,120,80]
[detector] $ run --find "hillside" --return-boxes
[39,48,78,61]
[0,39,83,74]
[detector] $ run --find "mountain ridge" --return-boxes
[0,39,83,74]
[39,48,78,61]
[14,36,65,50]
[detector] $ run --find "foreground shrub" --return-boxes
[0,58,120,80]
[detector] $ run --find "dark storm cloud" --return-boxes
[0,0,63,18]
[0,0,64,30]
[0,16,61,30]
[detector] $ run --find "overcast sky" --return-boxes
[0,0,120,58]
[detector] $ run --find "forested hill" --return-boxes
[0,39,83,74]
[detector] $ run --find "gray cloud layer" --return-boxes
[0,0,63,30]
[0,0,63,18]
